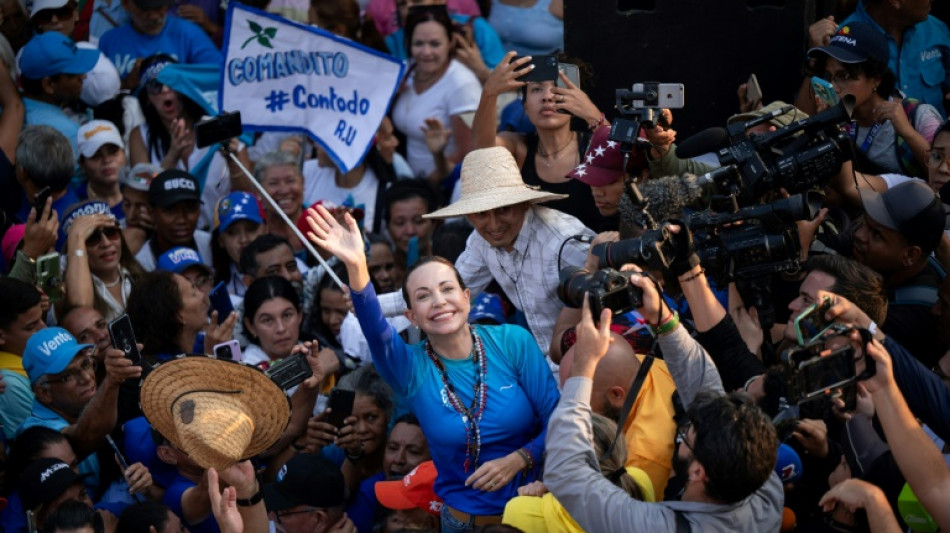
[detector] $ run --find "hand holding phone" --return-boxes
[209,282,234,318]
[811,76,839,107]
[324,389,355,429]
[109,314,142,365]
[745,73,763,107]
[34,187,52,221]
[516,54,558,83]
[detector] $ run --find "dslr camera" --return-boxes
[557,267,644,317]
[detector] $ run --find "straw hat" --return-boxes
[424,147,568,219]
[140,356,291,471]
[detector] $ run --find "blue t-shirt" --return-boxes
[843,1,950,116]
[386,15,506,69]
[349,471,385,533]
[24,98,82,159]
[164,473,220,533]
[351,284,559,516]
[99,15,221,79]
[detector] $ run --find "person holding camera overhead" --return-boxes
[473,51,608,230]
[306,193,560,532]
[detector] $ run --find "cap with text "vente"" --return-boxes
[23,328,94,384]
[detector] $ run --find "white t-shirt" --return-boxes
[301,160,380,226]
[391,59,481,177]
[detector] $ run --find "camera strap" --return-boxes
[599,355,654,462]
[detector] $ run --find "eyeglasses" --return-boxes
[85,225,122,248]
[32,3,74,25]
[41,356,97,386]
[927,150,948,170]
[675,420,694,453]
[186,273,213,291]
[820,70,859,87]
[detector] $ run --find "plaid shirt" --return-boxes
[456,206,594,358]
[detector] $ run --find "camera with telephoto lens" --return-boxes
[594,191,824,286]
[704,96,855,204]
[557,267,643,317]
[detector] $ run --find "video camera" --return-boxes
[591,191,824,287]
[682,96,855,205]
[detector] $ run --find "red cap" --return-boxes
[374,461,442,516]
[567,125,646,186]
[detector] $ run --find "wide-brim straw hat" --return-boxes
[140,356,291,471]
[424,147,568,219]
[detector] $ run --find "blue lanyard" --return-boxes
[850,121,882,152]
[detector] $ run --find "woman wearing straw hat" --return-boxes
[306,199,560,532]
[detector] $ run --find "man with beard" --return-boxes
[135,170,212,271]
[544,268,782,532]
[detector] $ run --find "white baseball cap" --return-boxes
[77,119,124,159]
[30,0,70,19]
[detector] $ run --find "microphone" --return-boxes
[635,173,714,221]
[675,127,729,159]
[775,443,803,484]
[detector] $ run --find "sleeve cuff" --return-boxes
[562,376,593,403]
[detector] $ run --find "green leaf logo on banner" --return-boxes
[241,19,277,50]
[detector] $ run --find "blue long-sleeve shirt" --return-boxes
[351,283,559,515]
[884,335,950,441]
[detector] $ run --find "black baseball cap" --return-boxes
[148,169,201,209]
[20,458,86,510]
[264,454,345,511]
[861,179,946,254]
[808,21,889,64]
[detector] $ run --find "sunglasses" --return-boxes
[145,79,168,95]
[86,225,122,247]
[33,3,74,25]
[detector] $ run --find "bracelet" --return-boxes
[236,488,263,507]
[587,112,606,131]
[653,309,673,329]
[678,268,704,283]
[516,447,533,473]
[652,311,680,336]
[73,249,86,258]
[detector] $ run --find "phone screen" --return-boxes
[557,63,580,89]
[209,281,234,318]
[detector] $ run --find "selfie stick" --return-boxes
[222,148,346,291]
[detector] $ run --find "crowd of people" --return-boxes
[0,0,949,532]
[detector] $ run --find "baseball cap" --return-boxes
[30,0,69,18]
[264,454,345,511]
[23,328,93,384]
[122,163,163,192]
[156,246,211,276]
[19,32,98,80]
[2,224,25,266]
[214,192,265,233]
[807,22,889,65]
[468,292,505,325]
[568,124,645,187]
[148,169,201,209]
[728,101,809,130]
[20,458,87,511]
[59,200,116,249]
[860,179,946,254]
[375,461,442,516]
[77,120,124,159]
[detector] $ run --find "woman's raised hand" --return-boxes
[483,51,532,98]
[306,204,365,268]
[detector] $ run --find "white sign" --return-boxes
[220,4,406,172]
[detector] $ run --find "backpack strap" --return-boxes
[599,355,654,462]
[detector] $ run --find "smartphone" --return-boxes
[746,73,763,105]
[811,76,839,107]
[209,281,234,318]
[105,434,130,471]
[794,296,834,346]
[34,186,52,220]
[516,54,558,83]
[213,340,243,362]
[109,314,142,365]
[266,352,312,390]
[195,111,243,149]
[324,389,355,429]
[36,252,63,303]
[557,62,580,89]
[632,83,685,109]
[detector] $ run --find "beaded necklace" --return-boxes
[425,327,488,473]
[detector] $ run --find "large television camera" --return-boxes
[678,96,855,205]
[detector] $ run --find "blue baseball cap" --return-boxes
[807,22,889,65]
[23,328,93,384]
[214,192,265,233]
[157,246,212,275]
[19,33,98,80]
[468,292,506,325]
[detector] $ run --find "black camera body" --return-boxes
[558,267,644,317]
[266,353,312,391]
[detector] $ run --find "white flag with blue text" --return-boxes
[220,4,406,172]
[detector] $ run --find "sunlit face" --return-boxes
[822,57,878,108]
[85,224,122,276]
[246,297,300,360]
[62,307,111,361]
[319,288,348,338]
[410,21,450,79]
[590,176,625,216]
[175,274,210,331]
[218,220,264,264]
[261,164,304,218]
[523,80,570,130]
[785,270,836,341]
[465,203,529,251]
[383,421,429,478]
[82,144,125,188]
[352,394,387,455]
[252,245,303,288]
[388,197,432,254]
[404,261,470,337]
[928,131,950,194]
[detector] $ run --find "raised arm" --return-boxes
[64,214,115,309]
[471,51,531,152]
[305,204,370,291]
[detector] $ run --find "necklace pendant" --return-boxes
[461,415,468,423]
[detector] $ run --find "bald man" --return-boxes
[560,333,678,498]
